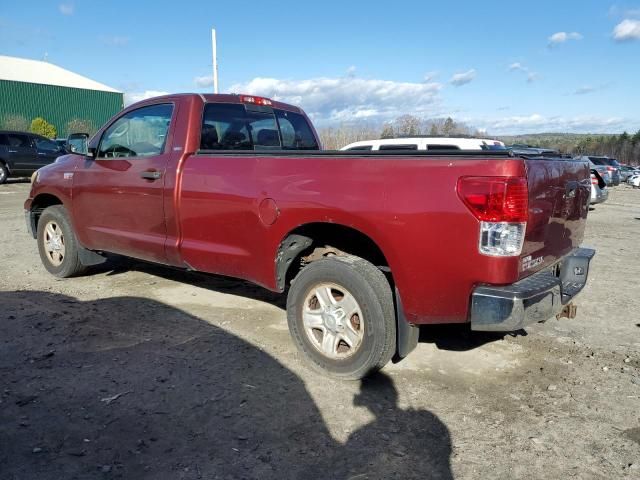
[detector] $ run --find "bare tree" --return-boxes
[1,114,29,132]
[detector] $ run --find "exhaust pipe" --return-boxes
[556,303,577,320]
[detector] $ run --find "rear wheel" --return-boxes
[0,162,8,184]
[37,205,86,277]
[286,255,396,380]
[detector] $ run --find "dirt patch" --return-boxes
[1,182,639,479]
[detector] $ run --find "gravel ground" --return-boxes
[0,180,639,479]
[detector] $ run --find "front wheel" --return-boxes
[37,205,87,277]
[286,255,396,380]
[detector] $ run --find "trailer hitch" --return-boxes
[556,303,577,320]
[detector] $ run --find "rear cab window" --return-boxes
[200,103,319,151]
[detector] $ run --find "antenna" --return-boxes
[211,29,219,94]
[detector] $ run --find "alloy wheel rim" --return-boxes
[302,283,364,359]
[44,221,65,266]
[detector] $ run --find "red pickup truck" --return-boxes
[25,93,595,379]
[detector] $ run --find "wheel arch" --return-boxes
[27,193,64,238]
[275,222,392,293]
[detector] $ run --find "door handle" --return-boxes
[140,170,162,180]
[38,152,47,156]
[8,150,17,153]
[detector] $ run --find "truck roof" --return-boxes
[128,93,304,114]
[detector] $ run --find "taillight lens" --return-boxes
[591,174,598,185]
[457,177,528,222]
[606,166,615,171]
[457,177,528,257]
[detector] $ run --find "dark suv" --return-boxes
[0,131,67,184]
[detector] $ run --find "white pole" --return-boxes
[211,29,219,94]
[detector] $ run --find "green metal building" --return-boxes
[0,55,123,136]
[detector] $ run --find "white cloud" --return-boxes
[449,69,476,87]
[100,35,129,47]
[124,90,170,106]
[59,3,74,15]
[228,76,443,123]
[194,75,213,88]
[474,114,627,134]
[548,31,583,46]
[508,63,539,83]
[526,72,540,83]
[423,71,439,82]
[573,86,597,95]
[609,5,640,18]
[613,19,640,41]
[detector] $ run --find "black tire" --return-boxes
[0,162,8,185]
[286,255,396,380]
[37,205,87,278]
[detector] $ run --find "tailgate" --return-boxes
[519,158,590,278]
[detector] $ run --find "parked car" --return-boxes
[0,131,66,184]
[24,93,595,379]
[575,156,613,186]
[628,172,640,188]
[585,156,621,186]
[507,145,560,157]
[619,165,639,182]
[341,136,507,151]
[590,170,608,205]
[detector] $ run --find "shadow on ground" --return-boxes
[96,255,513,354]
[418,324,526,352]
[0,291,453,479]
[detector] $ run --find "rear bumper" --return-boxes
[590,186,608,204]
[470,247,596,332]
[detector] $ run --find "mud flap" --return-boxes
[78,248,107,266]
[395,288,419,358]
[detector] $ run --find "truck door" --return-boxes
[71,103,176,263]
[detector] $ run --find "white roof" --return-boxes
[0,55,121,93]
[340,137,506,151]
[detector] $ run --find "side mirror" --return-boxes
[67,133,90,156]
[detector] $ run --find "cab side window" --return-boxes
[98,104,173,159]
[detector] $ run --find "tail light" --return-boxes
[606,166,615,172]
[591,174,598,185]
[239,95,273,106]
[457,177,528,257]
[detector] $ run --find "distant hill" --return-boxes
[497,132,639,165]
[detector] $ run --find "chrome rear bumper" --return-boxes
[470,248,596,331]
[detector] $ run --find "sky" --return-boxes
[1,0,639,134]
